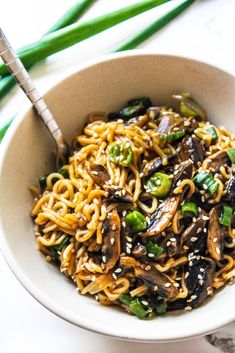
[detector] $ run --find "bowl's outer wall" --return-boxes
[0,53,235,342]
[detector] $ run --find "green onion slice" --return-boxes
[109,141,133,167]
[145,241,164,258]
[181,202,198,217]
[126,210,147,233]
[160,130,185,143]
[147,172,172,198]
[206,126,218,142]
[227,148,235,164]
[220,205,233,227]
[193,171,219,195]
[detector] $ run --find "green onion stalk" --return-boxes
[0,0,196,141]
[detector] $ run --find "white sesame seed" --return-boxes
[112,224,117,231]
[191,237,198,242]
[198,274,203,280]
[191,295,197,300]
[126,236,132,242]
[203,228,207,233]
[102,256,106,263]
[216,247,220,254]
[122,189,126,195]
[199,279,204,286]
[197,228,202,234]
[201,196,205,202]
[115,268,122,274]
[154,285,158,291]
[112,273,117,280]
[185,306,192,311]
[141,300,148,306]
[189,261,193,267]
[91,171,98,175]
[126,247,131,254]
[166,241,171,247]
[165,282,171,287]
[202,215,209,221]
[192,217,197,223]
[156,180,161,185]
[122,210,127,217]
[170,237,176,242]
[213,237,218,243]
[110,237,115,245]
[203,184,208,190]
[185,272,189,279]
[148,253,155,258]
[174,283,180,287]
[122,221,126,228]
[176,180,181,187]
[140,173,144,178]
[200,268,205,272]
[198,207,202,212]
[126,243,132,249]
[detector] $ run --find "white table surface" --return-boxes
[1,0,235,352]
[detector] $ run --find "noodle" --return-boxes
[31,94,235,318]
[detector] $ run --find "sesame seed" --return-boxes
[176,180,181,187]
[189,261,193,267]
[122,189,126,195]
[191,237,198,242]
[201,196,205,202]
[140,173,144,178]
[153,285,158,291]
[122,221,126,228]
[213,237,218,243]
[203,184,208,190]
[198,207,202,212]
[191,295,197,300]
[95,295,99,301]
[199,279,204,286]
[126,247,131,254]
[126,236,132,242]
[200,268,205,272]
[148,253,155,258]
[126,243,132,249]
[216,247,220,254]
[141,300,148,306]
[166,241,171,247]
[112,273,117,280]
[112,224,117,231]
[91,171,98,175]
[165,282,171,288]
[192,217,197,223]
[174,283,180,287]
[198,274,203,280]
[110,238,115,245]
[202,215,209,221]
[115,268,122,273]
[145,265,151,271]
[196,228,202,234]
[102,256,106,263]
[170,237,176,242]
[203,228,207,233]
[185,306,192,311]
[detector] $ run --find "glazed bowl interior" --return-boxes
[0,52,235,342]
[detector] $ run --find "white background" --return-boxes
[1,0,235,352]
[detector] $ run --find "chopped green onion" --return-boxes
[220,205,233,228]
[39,176,47,192]
[119,293,133,305]
[156,302,167,315]
[173,93,207,121]
[181,202,198,217]
[129,298,152,319]
[227,148,235,164]
[126,210,147,233]
[160,130,185,143]
[145,241,164,258]
[120,295,152,318]
[147,172,172,198]
[193,171,219,195]
[206,126,218,142]
[109,141,133,167]
[58,168,69,179]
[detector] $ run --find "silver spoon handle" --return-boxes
[0,28,61,140]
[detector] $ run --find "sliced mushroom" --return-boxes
[202,151,230,171]
[179,136,205,168]
[172,159,194,191]
[224,171,235,204]
[132,243,146,257]
[180,213,207,248]
[134,265,178,299]
[142,154,175,179]
[185,258,215,308]
[105,186,134,205]
[207,205,226,261]
[187,231,207,255]
[157,114,174,136]
[102,212,121,272]
[140,196,180,237]
[88,164,109,186]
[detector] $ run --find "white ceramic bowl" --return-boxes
[0,52,235,342]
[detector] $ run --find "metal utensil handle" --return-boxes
[0,28,61,140]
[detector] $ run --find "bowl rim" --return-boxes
[0,50,235,342]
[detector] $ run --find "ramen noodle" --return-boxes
[31,94,235,318]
